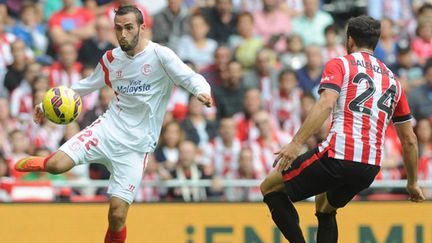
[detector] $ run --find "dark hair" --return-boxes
[424,58,432,74]
[278,68,296,82]
[324,24,338,35]
[347,15,381,50]
[418,3,432,15]
[115,5,144,25]
[237,11,254,24]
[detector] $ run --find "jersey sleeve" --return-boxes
[155,45,211,96]
[318,58,345,94]
[392,88,412,125]
[71,61,105,97]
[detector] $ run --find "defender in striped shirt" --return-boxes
[260,16,425,243]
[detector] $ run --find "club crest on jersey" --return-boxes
[141,64,152,76]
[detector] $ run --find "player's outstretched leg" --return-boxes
[105,196,130,243]
[15,151,75,174]
[315,193,338,243]
[260,171,306,243]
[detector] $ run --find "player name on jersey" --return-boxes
[349,59,392,77]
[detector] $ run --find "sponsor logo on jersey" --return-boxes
[116,79,151,94]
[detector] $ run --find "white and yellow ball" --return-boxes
[42,86,82,125]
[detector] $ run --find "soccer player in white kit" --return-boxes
[15,5,212,243]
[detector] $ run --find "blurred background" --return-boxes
[0,0,431,205]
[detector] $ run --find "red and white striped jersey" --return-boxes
[201,137,242,177]
[318,52,411,166]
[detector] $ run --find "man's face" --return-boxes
[114,13,141,52]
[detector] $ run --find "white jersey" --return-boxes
[71,41,211,153]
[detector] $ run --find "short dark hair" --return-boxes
[347,15,381,50]
[115,5,144,25]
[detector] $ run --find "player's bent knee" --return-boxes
[260,175,285,196]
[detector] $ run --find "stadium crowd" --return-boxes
[0,0,432,202]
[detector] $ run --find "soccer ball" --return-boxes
[42,86,82,125]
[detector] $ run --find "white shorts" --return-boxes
[59,117,149,204]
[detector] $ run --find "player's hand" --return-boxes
[196,93,212,108]
[33,103,45,125]
[273,141,302,172]
[406,183,425,202]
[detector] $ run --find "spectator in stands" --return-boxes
[374,18,398,66]
[201,0,237,44]
[227,11,263,69]
[390,40,424,91]
[272,69,302,136]
[224,147,262,201]
[214,60,246,119]
[11,3,48,56]
[0,16,15,92]
[32,74,50,93]
[200,45,232,88]
[299,91,315,122]
[243,48,279,111]
[408,59,432,120]
[253,0,292,52]
[78,15,116,67]
[9,62,42,121]
[48,0,96,46]
[0,152,7,177]
[136,154,171,202]
[0,97,19,158]
[296,44,324,97]
[415,118,432,157]
[154,121,185,171]
[234,88,280,142]
[4,40,28,94]
[45,41,83,87]
[79,86,113,129]
[368,0,413,35]
[180,95,218,147]
[177,14,218,70]
[292,0,333,46]
[8,129,31,179]
[411,16,432,65]
[152,0,189,50]
[249,110,291,177]
[417,117,432,198]
[202,117,242,177]
[279,34,307,70]
[321,24,346,63]
[167,140,211,202]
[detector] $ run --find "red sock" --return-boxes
[104,226,127,243]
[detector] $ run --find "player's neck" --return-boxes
[352,47,374,55]
[125,39,149,57]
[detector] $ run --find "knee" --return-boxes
[260,178,281,196]
[109,207,127,225]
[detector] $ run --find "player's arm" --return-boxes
[274,58,344,171]
[393,89,425,202]
[156,45,212,107]
[273,89,338,171]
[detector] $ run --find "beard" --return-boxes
[119,29,140,52]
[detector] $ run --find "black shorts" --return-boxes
[282,148,380,208]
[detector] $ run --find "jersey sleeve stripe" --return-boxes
[392,114,412,124]
[107,50,114,63]
[99,58,112,88]
[319,83,341,93]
